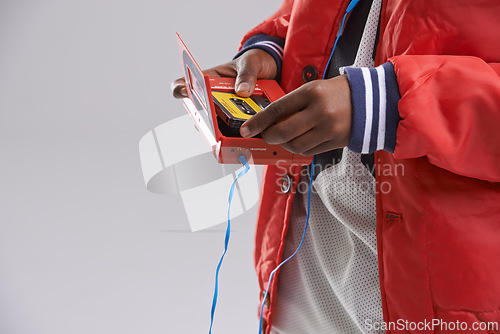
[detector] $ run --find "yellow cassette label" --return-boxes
[212,91,263,120]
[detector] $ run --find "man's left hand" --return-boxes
[239,75,352,156]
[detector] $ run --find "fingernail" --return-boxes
[240,125,250,137]
[237,82,250,94]
[180,87,187,97]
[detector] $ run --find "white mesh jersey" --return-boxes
[270,0,385,333]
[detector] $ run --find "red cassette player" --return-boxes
[176,33,313,165]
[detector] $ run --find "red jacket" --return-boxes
[241,0,500,333]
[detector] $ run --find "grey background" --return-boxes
[0,0,280,333]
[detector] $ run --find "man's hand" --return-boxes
[171,49,277,99]
[239,75,352,156]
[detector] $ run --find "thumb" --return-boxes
[234,55,260,98]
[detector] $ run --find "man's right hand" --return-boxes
[171,48,277,99]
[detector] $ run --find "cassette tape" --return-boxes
[176,33,313,165]
[212,92,270,128]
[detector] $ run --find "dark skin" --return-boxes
[171,49,353,156]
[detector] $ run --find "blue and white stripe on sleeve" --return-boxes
[345,62,401,154]
[234,33,285,82]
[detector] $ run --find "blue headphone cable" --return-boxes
[208,155,250,334]
[257,156,315,334]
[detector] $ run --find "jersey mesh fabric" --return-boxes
[271,150,384,334]
[270,0,385,333]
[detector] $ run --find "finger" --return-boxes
[206,62,238,78]
[261,111,316,145]
[240,89,309,138]
[280,128,325,155]
[173,62,238,99]
[234,56,261,97]
[171,77,188,99]
[301,139,343,156]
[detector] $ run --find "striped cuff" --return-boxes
[345,62,401,154]
[234,33,285,82]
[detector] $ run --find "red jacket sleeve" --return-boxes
[390,55,500,182]
[239,0,294,49]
